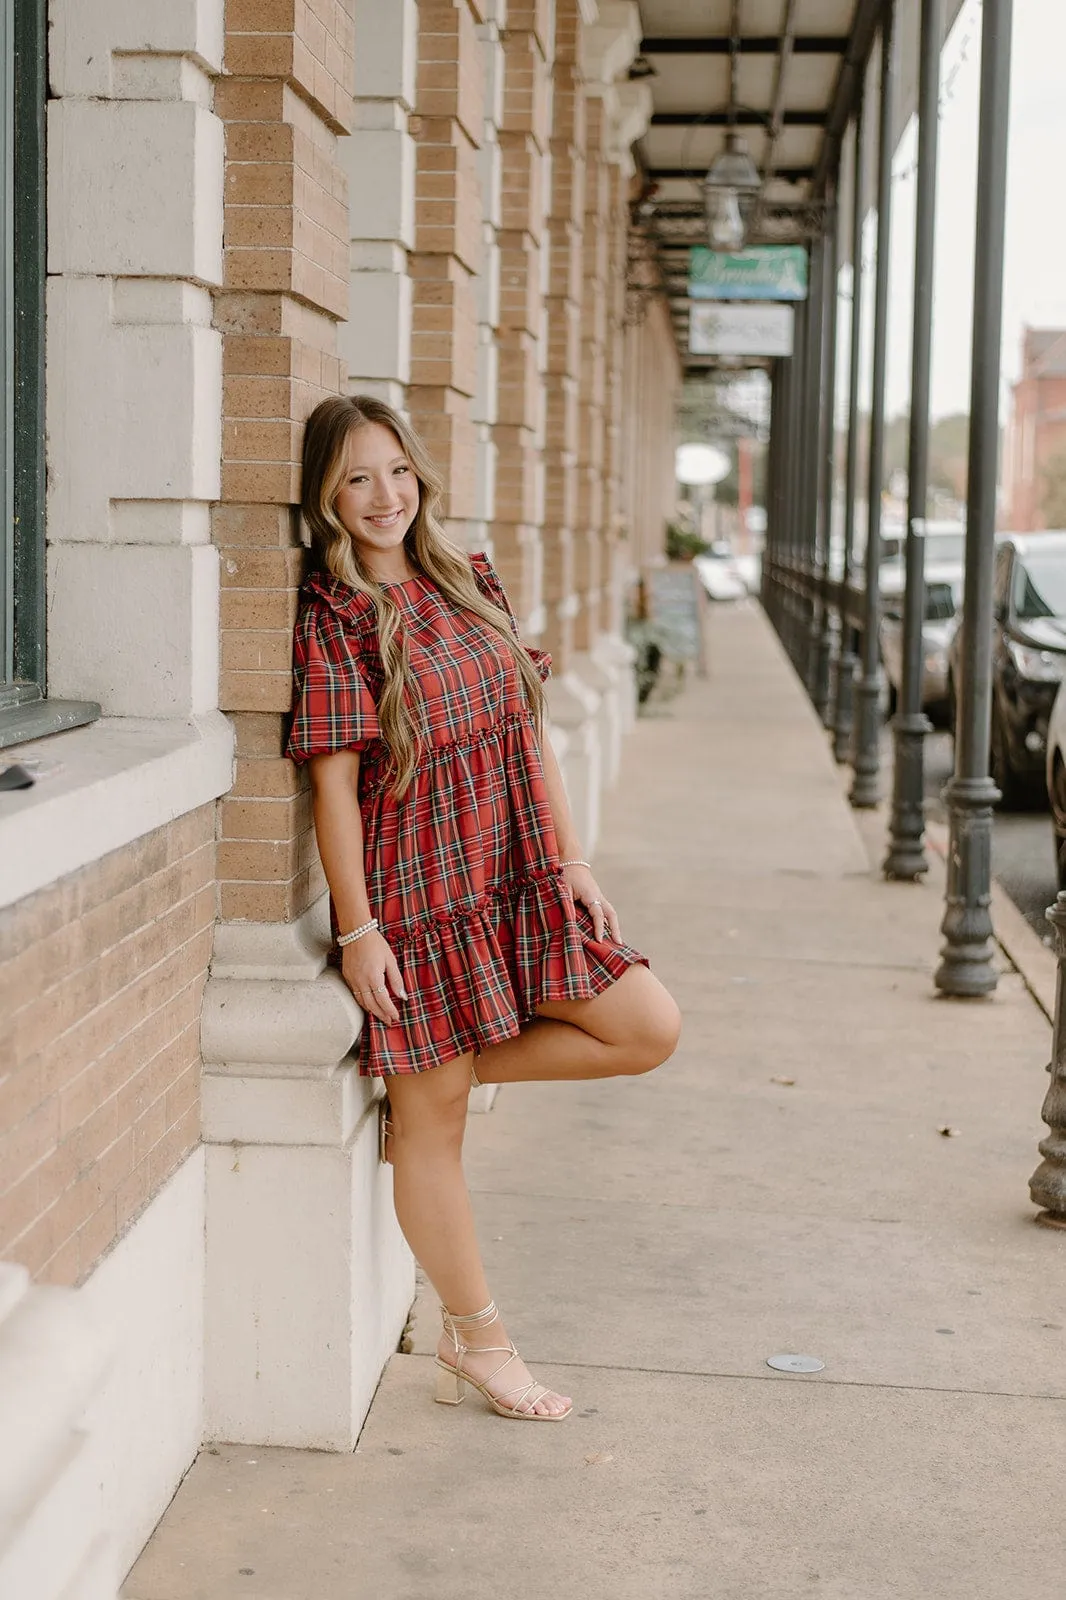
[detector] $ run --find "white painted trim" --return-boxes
[0,712,234,910]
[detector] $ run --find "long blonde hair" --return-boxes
[301,394,546,795]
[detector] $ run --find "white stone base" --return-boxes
[0,1264,116,1600]
[0,1149,205,1599]
[545,671,602,856]
[81,1152,205,1581]
[201,905,414,1450]
[594,631,639,737]
[203,1102,413,1449]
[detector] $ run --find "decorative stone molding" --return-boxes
[610,81,654,171]
[46,4,225,725]
[582,2,641,93]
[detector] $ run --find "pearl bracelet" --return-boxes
[558,858,591,870]
[336,917,379,947]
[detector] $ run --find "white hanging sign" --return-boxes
[689,302,795,358]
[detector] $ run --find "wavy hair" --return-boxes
[301,394,546,795]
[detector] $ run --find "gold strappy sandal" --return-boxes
[435,1301,572,1421]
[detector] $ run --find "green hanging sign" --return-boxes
[689,245,809,302]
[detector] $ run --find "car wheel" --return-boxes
[990,706,1027,810]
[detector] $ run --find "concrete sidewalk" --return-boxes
[125,604,1066,1600]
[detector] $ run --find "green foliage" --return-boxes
[665,522,709,561]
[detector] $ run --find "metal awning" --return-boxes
[633,0,965,370]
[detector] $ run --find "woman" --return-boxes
[287,395,681,1423]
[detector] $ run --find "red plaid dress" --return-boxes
[287,552,647,1076]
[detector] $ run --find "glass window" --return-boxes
[1,1,97,749]
[1,0,45,713]
[1012,553,1066,621]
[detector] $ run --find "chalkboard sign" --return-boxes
[647,565,706,670]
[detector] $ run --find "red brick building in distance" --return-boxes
[1003,327,1066,531]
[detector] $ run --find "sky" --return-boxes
[880,0,1066,421]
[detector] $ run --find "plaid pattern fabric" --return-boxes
[287,552,647,1075]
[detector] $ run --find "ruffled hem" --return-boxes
[358,872,648,1076]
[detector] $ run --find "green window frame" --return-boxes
[1,0,98,750]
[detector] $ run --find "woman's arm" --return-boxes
[538,732,622,943]
[308,750,406,1024]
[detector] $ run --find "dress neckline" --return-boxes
[378,571,425,590]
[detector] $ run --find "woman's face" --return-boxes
[333,422,420,568]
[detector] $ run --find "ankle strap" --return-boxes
[441,1299,498,1330]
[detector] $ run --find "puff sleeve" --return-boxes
[470,552,553,683]
[286,603,382,763]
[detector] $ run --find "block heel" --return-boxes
[434,1360,464,1405]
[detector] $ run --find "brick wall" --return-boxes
[0,810,216,1284]
[540,0,585,669]
[623,291,682,579]
[489,1,552,630]
[214,0,354,927]
[409,1,485,544]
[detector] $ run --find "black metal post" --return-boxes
[812,199,839,721]
[802,236,827,693]
[787,298,809,666]
[762,364,782,619]
[776,344,793,647]
[832,93,867,763]
[884,0,942,879]
[850,3,896,807]
[1030,898,1066,1226]
[934,0,1012,997]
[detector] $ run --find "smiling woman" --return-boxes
[286,394,681,1423]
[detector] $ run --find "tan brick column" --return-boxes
[540,0,586,670]
[490,1,553,628]
[214,3,354,925]
[204,1,413,1451]
[573,91,611,656]
[408,1,485,548]
[601,158,632,638]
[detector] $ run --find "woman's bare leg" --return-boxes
[385,1054,571,1418]
[474,964,681,1085]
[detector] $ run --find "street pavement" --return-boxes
[124,601,1066,1600]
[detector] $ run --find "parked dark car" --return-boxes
[948,532,1066,806]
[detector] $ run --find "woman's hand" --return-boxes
[561,863,622,944]
[340,931,407,1025]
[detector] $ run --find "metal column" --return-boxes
[812,197,839,723]
[884,0,943,879]
[802,235,827,694]
[832,92,867,764]
[850,2,896,808]
[934,0,1013,997]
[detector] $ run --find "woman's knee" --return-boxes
[385,1054,472,1145]
[624,984,682,1075]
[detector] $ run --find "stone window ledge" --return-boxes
[0,710,234,911]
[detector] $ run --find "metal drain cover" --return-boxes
[767,1353,825,1373]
